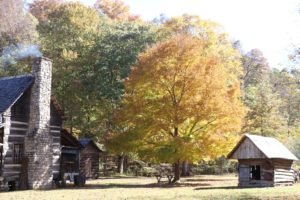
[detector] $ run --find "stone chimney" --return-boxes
[25,57,53,189]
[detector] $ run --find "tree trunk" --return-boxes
[172,127,181,182]
[117,155,124,174]
[181,160,190,177]
[173,160,181,182]
[123,155,128,173]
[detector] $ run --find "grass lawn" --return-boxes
[1,174,300,200]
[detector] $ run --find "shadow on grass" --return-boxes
[186,178,236,182]
[61,182,212,190]
[97,176,139,180]
[58,176,238,190]
[194,186,238,190]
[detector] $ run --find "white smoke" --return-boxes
[0,44,43,67]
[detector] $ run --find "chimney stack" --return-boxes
[25,57,53,189]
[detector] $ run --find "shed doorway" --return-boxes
[250,165,261,180]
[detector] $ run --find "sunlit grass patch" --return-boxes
[1,175,300,200]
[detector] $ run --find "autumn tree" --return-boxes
[161,14,220,40]
[95,0,139,21]
[160,14,238,175]
[108,34,244,182]
[29,0,64,23]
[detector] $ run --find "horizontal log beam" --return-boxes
[11,121,28,125]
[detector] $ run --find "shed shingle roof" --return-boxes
[0,75,34,114]
[78,138,92,147]
[247,134,298,160]
[228,134,298,161]
[79,138,103,152]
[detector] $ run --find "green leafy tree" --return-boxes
[38,2,103,134]
[38,2,159,140]
[74,21,159,137]
[271,69,300,136]
[242,49,270,88]
[82,21,159,173]
[243,80,286,136]
[241,49,286,136]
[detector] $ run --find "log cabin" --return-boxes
[0,57,64,190]
[78,138,102,179]
[227,134,298,187]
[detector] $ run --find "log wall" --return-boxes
[238,158,295,187]
[2,91,30,184]
[272,159,294,186]
[0,90,63,188]
[238,159,274,187]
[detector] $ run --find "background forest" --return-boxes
[1,0,300,176]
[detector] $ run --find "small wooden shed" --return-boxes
[60,130,83,178]
[227,134,298,187]
[79,138,102,179]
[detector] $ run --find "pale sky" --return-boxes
[35,0,300,68]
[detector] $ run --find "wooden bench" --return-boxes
[155,173,174,184]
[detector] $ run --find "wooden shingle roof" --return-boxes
[227,134,298,161]
[0,75,34,114]
[0,74,65,119]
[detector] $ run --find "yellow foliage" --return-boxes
[112,32,244,164]
[61,49,78,60]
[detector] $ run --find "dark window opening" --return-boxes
[11,92,30,120]
[8,181,16,191]
[0,128,3,171]
[12,104,25,115]
[13,144,24,164]
[250,165,261,180]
